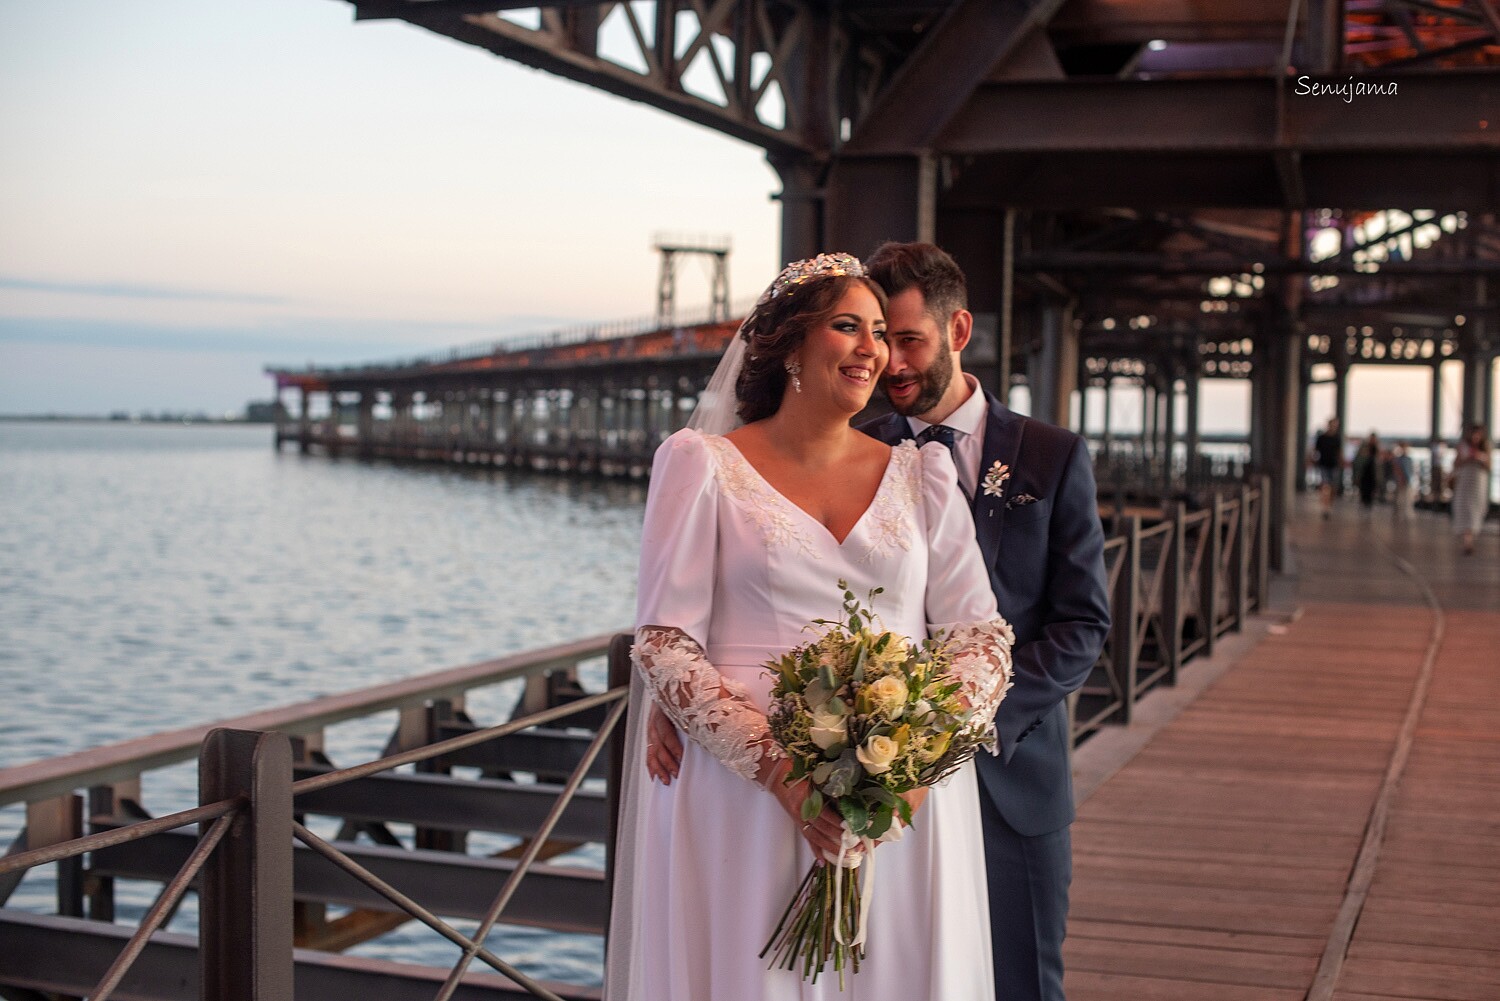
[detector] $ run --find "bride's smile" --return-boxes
[790,284,888,414]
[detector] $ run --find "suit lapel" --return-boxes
[865,411,911,447]
[973,395,1025,570]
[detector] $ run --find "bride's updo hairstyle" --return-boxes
[735,253,888,424]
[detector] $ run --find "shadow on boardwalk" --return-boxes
[1064,499,1499,1001]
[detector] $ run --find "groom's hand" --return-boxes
[646,703,683,783]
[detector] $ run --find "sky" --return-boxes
[0,0,1478,435]
[0,0,780,415]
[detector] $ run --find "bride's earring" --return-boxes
[785,358,802,393]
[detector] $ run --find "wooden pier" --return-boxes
[1065,499,1500,1000]
[0,496,1494,999]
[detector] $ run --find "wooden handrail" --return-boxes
[0,633,617,808]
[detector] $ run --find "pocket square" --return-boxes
[1006,493,1041,510]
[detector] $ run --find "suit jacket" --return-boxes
[861,393,1110,836]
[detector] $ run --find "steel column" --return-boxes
[1306,0,1345,74]
[1141,383,1153,461]
[1162,372,1178,494]
[1030,301,1077,428]
[1334,361,1349,436]
[1463,278,1490,428]
[1185,369,1201,480]
[1257,303,1301,573]
[1431,362,1445,481]
[1102,377,1113,458]
[1000,208,1015,397]
[1295,367,1310,492]
[771,155,823,264]
[824,154,936,256]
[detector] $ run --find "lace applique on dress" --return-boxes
[632,626,771,782]
[942,618,1017,752]
[698,434,819,558]
[859,441,921,563]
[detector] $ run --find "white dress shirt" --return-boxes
[906,374,988,499]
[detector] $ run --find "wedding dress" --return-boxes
[606,428,1010,1001]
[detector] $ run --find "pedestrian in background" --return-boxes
[1353,432,1381,511]
[1452,423,1492,556]
[1391,443,1414,521]
[1311,418,1343,520]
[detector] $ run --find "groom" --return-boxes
[862,241,1109,1001]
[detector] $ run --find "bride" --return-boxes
[606,253,1012,1000]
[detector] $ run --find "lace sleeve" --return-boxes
[632,625,772,783]
[944,619,1016,747]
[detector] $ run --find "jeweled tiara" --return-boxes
[755,252,866,307]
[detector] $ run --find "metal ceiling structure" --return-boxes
[328,0,1500,563]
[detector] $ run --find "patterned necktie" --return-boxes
[916,423,957,460]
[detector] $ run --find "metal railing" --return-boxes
[1074,478,1270,738]
[0,779,245,1001]
[0,482,1274,997]
[0,634,621,1001]
[285,686,628,1001]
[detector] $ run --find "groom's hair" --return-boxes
[866,242,967,332]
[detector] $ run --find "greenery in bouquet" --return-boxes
[759,580,997,986]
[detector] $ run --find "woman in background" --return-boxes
[1452,423,1492,555]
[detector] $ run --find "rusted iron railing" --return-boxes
[0,634,621,1001]
[1074,478,1270,738]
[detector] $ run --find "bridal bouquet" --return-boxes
[760,581,1001,987]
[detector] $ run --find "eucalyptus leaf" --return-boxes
[838,797,870,835]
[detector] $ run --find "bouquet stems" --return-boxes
[760,860,863,989]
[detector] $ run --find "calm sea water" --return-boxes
[0,420,647,984]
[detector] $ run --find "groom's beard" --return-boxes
[883,342,953,417]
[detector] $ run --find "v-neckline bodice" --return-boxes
[710,434,902,548]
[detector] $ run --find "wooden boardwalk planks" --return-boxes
[1063,505,1499,1000]
[1336,608,1500,1001]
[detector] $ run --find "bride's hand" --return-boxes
[899,787,929,822]
[644,704,683,784]
[762,758,854,859]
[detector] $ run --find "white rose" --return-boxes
[809,707,848,752]
[865,675,909,716]
[855,734,899,775]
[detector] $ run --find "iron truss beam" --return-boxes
[943,75,1497,156]
[1016,253,1500,275]
[344,0,862,157]
[841,0,1067,155]
[939,74,1500,209]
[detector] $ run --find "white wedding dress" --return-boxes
[606,428,1010,1001]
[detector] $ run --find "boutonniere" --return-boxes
[981,461,1011,498]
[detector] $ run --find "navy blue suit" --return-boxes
[862,393,1110,1000]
